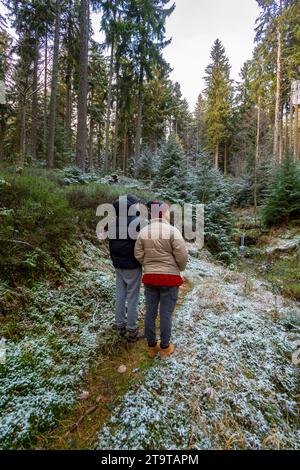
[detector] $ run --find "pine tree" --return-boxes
[204,39,233,171]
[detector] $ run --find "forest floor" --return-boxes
[1,210,300,450]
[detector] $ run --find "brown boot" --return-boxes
[160,344,175,359]
[148,341,160,359]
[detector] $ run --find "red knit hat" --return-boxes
[146,200,169,219]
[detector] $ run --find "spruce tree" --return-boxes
[156,133,186,190]
[263,155,300,226]
[204,39,233,171]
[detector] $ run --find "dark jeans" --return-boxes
[144,285,179,349]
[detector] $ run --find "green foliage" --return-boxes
[191,155,236,261]
[137,146,158,180]
[262,157,300,227]
[204,39,233,165]
[0,172,75,284]
[155,134,187,196]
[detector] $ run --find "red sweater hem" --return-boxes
[142,273,183,287]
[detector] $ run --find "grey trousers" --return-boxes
[115,267,142,332]
[144,285,179,349]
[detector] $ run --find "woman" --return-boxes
[135,201,188,358]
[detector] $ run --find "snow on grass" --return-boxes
[96,256,300,450]
[0,241,117,449]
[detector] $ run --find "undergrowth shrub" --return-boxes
[0,173,75,285]
[263,157,300,227]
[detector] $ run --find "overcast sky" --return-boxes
[1,0,260,110]
[163,0,260,109]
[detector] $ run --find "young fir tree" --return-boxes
[156,133,186,193]
[263,155,300,226]
[204,39,233,171]
[136,145,158,180]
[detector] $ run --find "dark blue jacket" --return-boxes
[108,195,142,270]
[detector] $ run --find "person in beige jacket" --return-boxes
[135,200,188,359]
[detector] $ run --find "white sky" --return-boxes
[163,0,260,109]
[1,0,260,110]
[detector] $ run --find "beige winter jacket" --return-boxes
[134,218,188,275]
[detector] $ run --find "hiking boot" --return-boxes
[115,325,127,337]
[127,328,139,343]
[160,344,175,359]
[148,341,160,359]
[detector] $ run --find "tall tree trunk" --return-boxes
[75,0,89,171]
[278,108,283,163]
[104,41,114,174]
[47,0,61,168]
[284,107,288,156]
[215,143,219,169]
[289,81,294,152]
[254,95,261,224]
[112,100,119,170]
[88,116,94,170]
[43,30,48,159]
[97,122,101,168]
[19,98,26,166]
[224,142,227,176]
[134,64,144,178]
[65,2,73,150]
[0,106,6,161]
[31,30,39,160]
[294,102,299,161]
[273,0,282,164]
[66,74,72,150]
[123,121,128,174]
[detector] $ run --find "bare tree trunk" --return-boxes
[254,95,261,223]
[65,1,73,150]
[66,75,72,150]
[224,142,227,176]
[19,98,26,166]
[104,42,114,174]
[215,143,219,170]
[273,0,282,164]
[75,0,89,171]
[47,0,61,168]
[284,107,288,156]
[43,30,48,159]
[123,121,128,174]
[279,108,283,163]
[0,105,6,161]
[88,115,94,170]
[289,81,294,152]
[294,104,299,161]
[31,31,39,160]
[134,65,144,178]
[112,100,119,170]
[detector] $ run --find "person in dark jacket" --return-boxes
[109,194,143,342]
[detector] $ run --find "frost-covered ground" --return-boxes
[97,254,300,450]
[0,241,117,449]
